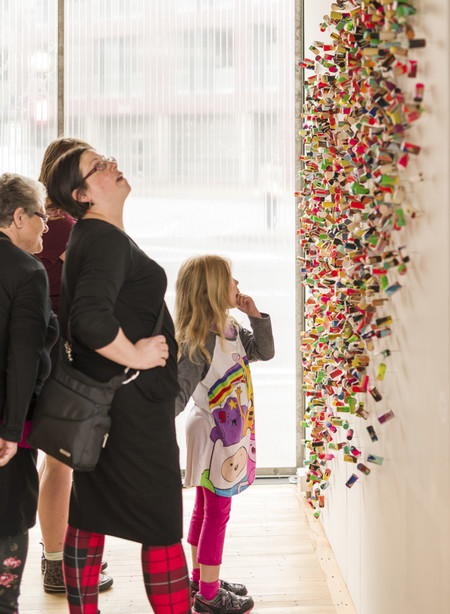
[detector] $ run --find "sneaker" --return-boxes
[43,558,114,593]
[98,573,114,592]
[193,588,254,614]
[191,579,248,599]
[41,550,107,574]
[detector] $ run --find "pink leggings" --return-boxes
[187,487,232,567]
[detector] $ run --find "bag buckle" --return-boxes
[64,341,73,362]
[122,369,140,385]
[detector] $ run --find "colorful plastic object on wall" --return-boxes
[299,0,424,514]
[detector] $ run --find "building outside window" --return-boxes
[0,0,296,471]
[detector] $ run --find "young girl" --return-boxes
[175,255,275,614]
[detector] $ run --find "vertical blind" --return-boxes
[0,0,295,469]
[0,0,57,177]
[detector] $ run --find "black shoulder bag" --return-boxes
[28,298,165,471]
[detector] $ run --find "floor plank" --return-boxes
[19,484,355,613]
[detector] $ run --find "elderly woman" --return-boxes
[0,173,58,613]
[46,147,191,614]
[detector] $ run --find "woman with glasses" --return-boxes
[46,147,191,614]
[0,173,58,614]
[36,137,113,594]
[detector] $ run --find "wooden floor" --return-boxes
[19,484,356,614]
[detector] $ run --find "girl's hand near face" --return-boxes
[235,293,262,318]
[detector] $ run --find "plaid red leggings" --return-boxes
[64,525,191,614]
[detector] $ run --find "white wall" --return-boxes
[302,1,450,613]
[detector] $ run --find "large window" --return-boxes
[0,0,57,177]
[0,0,296,471]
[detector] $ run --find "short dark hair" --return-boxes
[46,145,92,220]
[0,173,47,228]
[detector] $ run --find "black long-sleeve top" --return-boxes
[60,219,178,400]
[0,232,58,442]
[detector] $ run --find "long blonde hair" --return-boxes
[175,255,233,363]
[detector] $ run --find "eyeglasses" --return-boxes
[80,155,117,185]
[34,211,49,224]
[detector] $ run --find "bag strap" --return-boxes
[58,276,71,344]
[121,302,165,383]
[152,302,165,336]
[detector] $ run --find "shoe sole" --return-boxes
[99,578,114,592]
[44,586,66,593]
[43,579,113,593]
[193,606,253,614]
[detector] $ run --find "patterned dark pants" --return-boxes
[0,532,29,614]
[64,525,191,614]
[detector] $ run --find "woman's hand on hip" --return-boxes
[0,438,18,467]
[96,328,169,369]
[134,335,169,369]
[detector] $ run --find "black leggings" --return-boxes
[0,531,29,614]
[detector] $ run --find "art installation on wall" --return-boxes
[297,0,425,517]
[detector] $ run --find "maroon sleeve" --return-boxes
[37,212,75,314]
[39,212,75,263]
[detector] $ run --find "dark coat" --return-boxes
[0,231,58,537]
[0,232,58,441]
